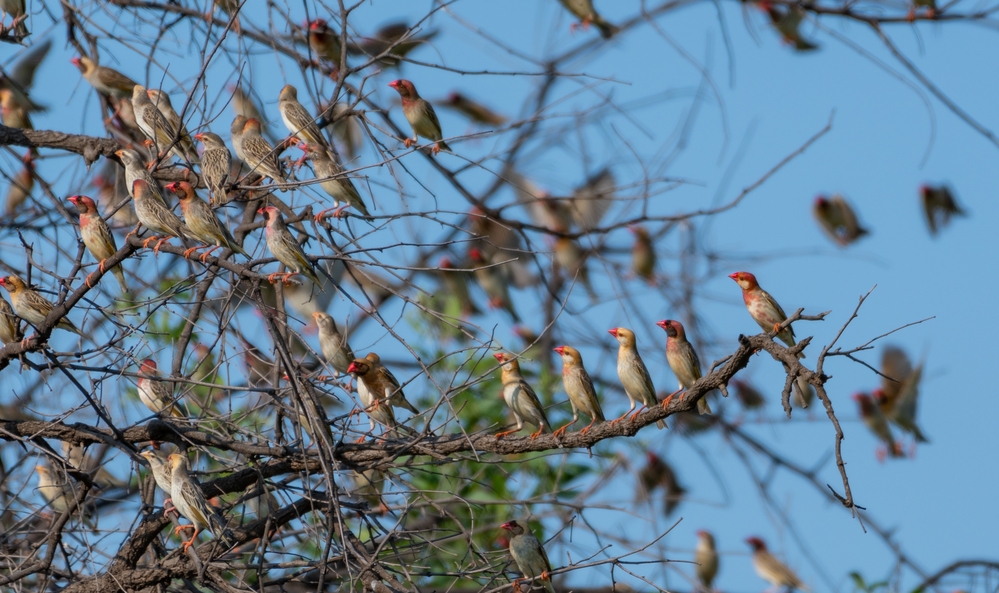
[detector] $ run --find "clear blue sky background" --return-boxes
[3,1,997,591]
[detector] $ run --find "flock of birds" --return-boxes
[0,1,950,591]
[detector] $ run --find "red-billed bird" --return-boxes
[501,520,556,593]
[257,205,322,286]
[746,537,810,591]
[388,79,450,155]
[729,271,803,357]
[67,195,128,292]
[167,181,247,261]
[608,327,664,428]
[494,352,551,439]
[657,319,711,415]
[553,345,605,437]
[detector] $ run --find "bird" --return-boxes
[553,345,605,438]
[468,247,520,322]
[493,352,551,440]
[875,362,929,445]
[139,449,176,515]
[557,0,619,38]
[637,452,687,517]
[115,149,167,205]
[812,194,869,247]
[0,88,32,129]
[346,356,398,439]
[257,205,322,285]
[35,464,79,515]
[566,168,615,232]
[553,237,596,300]
[228,87,270,140]
[300,143,371,220]
[230,114,248,161]
[0,38,50,114]
[629,225,656,283]
[608,327,664,428]
[0,294,22,345]
[657,319,711,415]
[746,537,810,591]
[359,352,418,414]
[71,56,137,99]
[145,88,199,162]
[352,469,386,511]
[0,274,83,340]
[130,179,193,253]
[137,358,185,418]
[211,0,241,34]
[167,453,235,551]
[852,393,904,460]
[438,92,507,126]
[4,151,33,217]
[166,181,248,260]
[307,19,343,67]
[695,530,719,591]
[347,21,438,67]
[388,79,450,155]
[729,271,804,357]
[501,520,556,593]
[239,118,287,187]
[313,312,354,376]
[920,184,966,236]
[67,195,128,292]
[0,0,27,37]
[131,85,191,164]
[278,85,329,150]
[194,132,232,205]
[759,2,818,51]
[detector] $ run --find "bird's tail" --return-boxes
[697,397,712,416]
[209,511,236,548]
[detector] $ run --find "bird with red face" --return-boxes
[746,537,810,591]
[257,205,322,286]
[729,271,803,357]
[307,19,343,67]
[501,520,556,593]
[657,319,711,415]
[68,195,128,292]
[553,345,605,438]
[388,79,450,155]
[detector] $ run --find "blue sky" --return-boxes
[2,0,996,591]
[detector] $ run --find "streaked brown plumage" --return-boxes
[553,345,605,437]
[240,117,287,187]
[346,356,397,435]
[132,85,192,163]
[131,179,193,252]
[168,453,235,551]
[279,85,328,150]
[167,181,248,259]
[194,132,232,205]
[658,319,711,415]
[314,312,354,376]
[137,358,184,418]
[0,274,83,337]
[302,143,371,219]
[67,195,128,292]
[115,149,167,205]
[0,294,22,345]
[146,88,198,162]
[388,79,450,155]
[257,205,321,285]
[502,520,556,593]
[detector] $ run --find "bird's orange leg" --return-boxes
[314,206,345,222]
[403,137,416,148]
[772,322,782,334]
[142,235,161,249]
[199,246,220,263]
[529,427,545,440]
[152,237,172,255]
[181,526,200,552]
[662,389,684,408]
[610,403,636,426]
[494,428,520,440]
[552,420,576,439]
[580,418,598,435]
[629,404,648,423]
[85,271,99,288]
[267,273,281,283]
[182,246,202,259]
[281,272,297,283]
[174,524,196,537]
[431,143,442,156]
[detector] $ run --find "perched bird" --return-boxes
[279,85,328,150]
[439,92,507,127]
[239,118,287,187]
[359,352,417,413]
[746,537,810,592]
[468,248,520,322]
[759,2,818,51]
[0,295,22,345]
[657,319,711,415]
[314,311,354,376]
[553,345,605,437]
[0,88,31,129]
[347,21,438,67]
[695,530,719,591]
[131,179,193,253]
[0,275,83,339]
[167,181,248,260]
[131,85,191,164]
[212,0,241,34]
[67,195,128,292]
[557,0,619,38]
[493,352,551,439]
[812,194,869,247]
[115,149,166,205]
[388,79,450,155]
[732,378,765,411]
[729,271,803,357]
[307,19,343,66]
[0,0,27,37]
[301,143,370,219]
[4,151,33,217]
[167,453,235,551]
[137,358,185,418]
[71,56,137,99]
[257,205,322,285]
[228,86,269,140]
[502,520,556,593]
[146,88,198,162]
[194,132,232,205]
[229,114,248,163]
[139,449,176,514]
[637,452,686,516]
[345,356,398,437]
[630,225,656,283]
[35,465,77,515]
[852,393,903,460]
[608,327,664,428]
[920,184,965,236]
[352,468,386,511]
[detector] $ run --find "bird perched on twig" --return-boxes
[300,143,371,220]
[279,85,329,151]
[146,88,199,163]
[388,79,450,155]
[553,345,605,437]
[67,195,128,292]
[131,85,194,165]
[257,205,322,285]
[194,132,232,205]
[502,520,556,593]
[167,181,248,261]
[137,359,185,418]
[238,118,287,188]
[71,56,137,100]
[729,271,804,358]
[314,312,354,377]
[167,453,235,551]
[493,352,551,440]
[608,327,664,428]
[657,319,711,415]
[0,275,83,342]
[130,179,193,254]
